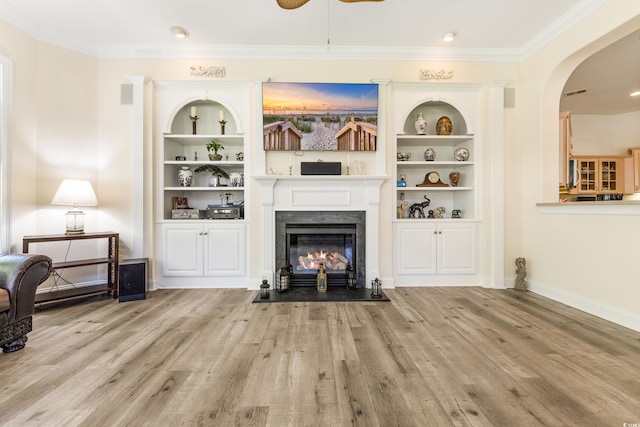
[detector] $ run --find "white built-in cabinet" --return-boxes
[393,222,476,275]
[161,223,246,277]
[390,86,483,286]
[154,81,250,288]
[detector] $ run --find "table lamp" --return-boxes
[51,179,98,234]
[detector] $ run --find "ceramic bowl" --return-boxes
[397,152,412,161]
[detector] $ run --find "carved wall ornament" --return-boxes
[190,66,226,78]
[418,69,454,80]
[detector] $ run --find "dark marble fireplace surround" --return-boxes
[275,210,366,288]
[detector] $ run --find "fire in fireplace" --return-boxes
[275,211,365,288]
[290,227,353,273]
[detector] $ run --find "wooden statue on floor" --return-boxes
[515,257,527,291]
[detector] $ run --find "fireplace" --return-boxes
[275,211,366,288]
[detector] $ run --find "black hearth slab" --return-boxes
[252,287,390,303]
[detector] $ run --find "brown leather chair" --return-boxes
[0,254,52,353]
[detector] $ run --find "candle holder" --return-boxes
[276,264,290,293]
[189,115,199,135]
[371,277,383,298]
[260,279,270,298]
[346,165,350,176]
[289,165,293,176]
[219,119,227,135]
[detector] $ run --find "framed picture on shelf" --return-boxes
[172,197,189,209]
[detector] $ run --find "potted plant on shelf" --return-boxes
[194,164,229,187]
[206,140,225,161]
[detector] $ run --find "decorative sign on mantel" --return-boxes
[419,69,454,80]
[190,66,226,78]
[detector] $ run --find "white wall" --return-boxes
[0,18,103,285]
[571,111,640,156]
[515,2,640,331]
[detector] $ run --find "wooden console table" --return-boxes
[23,232,119,303]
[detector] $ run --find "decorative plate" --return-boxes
[454,147,469,161]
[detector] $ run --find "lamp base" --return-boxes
[65,210,85,235]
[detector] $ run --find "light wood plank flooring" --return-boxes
[1,287,639,426]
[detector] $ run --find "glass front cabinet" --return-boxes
[573,157,625,194]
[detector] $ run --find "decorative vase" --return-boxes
[209,153,223,161]
[423,147,436,161]
[414,113,427,135]
[449,172,461,187]
[436,116,453,135]
[178,167,193,187]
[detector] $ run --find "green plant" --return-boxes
[206,140,225,154]
[193,164,229,178]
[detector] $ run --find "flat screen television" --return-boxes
[262,82,378,151]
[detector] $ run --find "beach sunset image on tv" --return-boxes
[262,82,378,151]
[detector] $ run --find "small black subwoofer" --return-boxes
[118,258,148,302]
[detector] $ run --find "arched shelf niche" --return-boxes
[403,101,469,136]
[168,98,242,136]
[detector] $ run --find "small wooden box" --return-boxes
[301,162,341,175]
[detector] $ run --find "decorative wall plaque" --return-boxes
[190,66,226,78]
[418,69,454,80]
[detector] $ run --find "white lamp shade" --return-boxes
[51,179,98,207]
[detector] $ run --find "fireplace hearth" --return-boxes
[275,211,366,288]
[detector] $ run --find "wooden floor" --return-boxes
[1,288,639,426]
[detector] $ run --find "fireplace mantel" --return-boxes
[256,175,388,287]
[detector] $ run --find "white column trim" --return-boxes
[488,80,509,288]
[126,75,149,259]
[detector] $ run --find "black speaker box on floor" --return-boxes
[118,258,148,302]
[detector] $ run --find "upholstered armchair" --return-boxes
[0,254,52,353]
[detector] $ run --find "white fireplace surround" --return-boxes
[256,175,387,288]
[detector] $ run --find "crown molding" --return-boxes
[518,0,607,60]
[0,0,608,62]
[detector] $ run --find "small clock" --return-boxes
[427,171,440,183]
[417,171,448,187]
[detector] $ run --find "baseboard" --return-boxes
[528,279,640,333]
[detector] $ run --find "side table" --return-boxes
[22,232,119,303]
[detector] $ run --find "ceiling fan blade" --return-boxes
[277,0,311,9]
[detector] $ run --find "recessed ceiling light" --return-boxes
[170,26,189,39]
[442,32,456,42]
[631,91,640,97]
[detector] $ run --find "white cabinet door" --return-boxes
[161,224,204,276]
[437,223,477,274]
[394,222,477,277]
[393,223,437,275]
[203,223,246,276]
